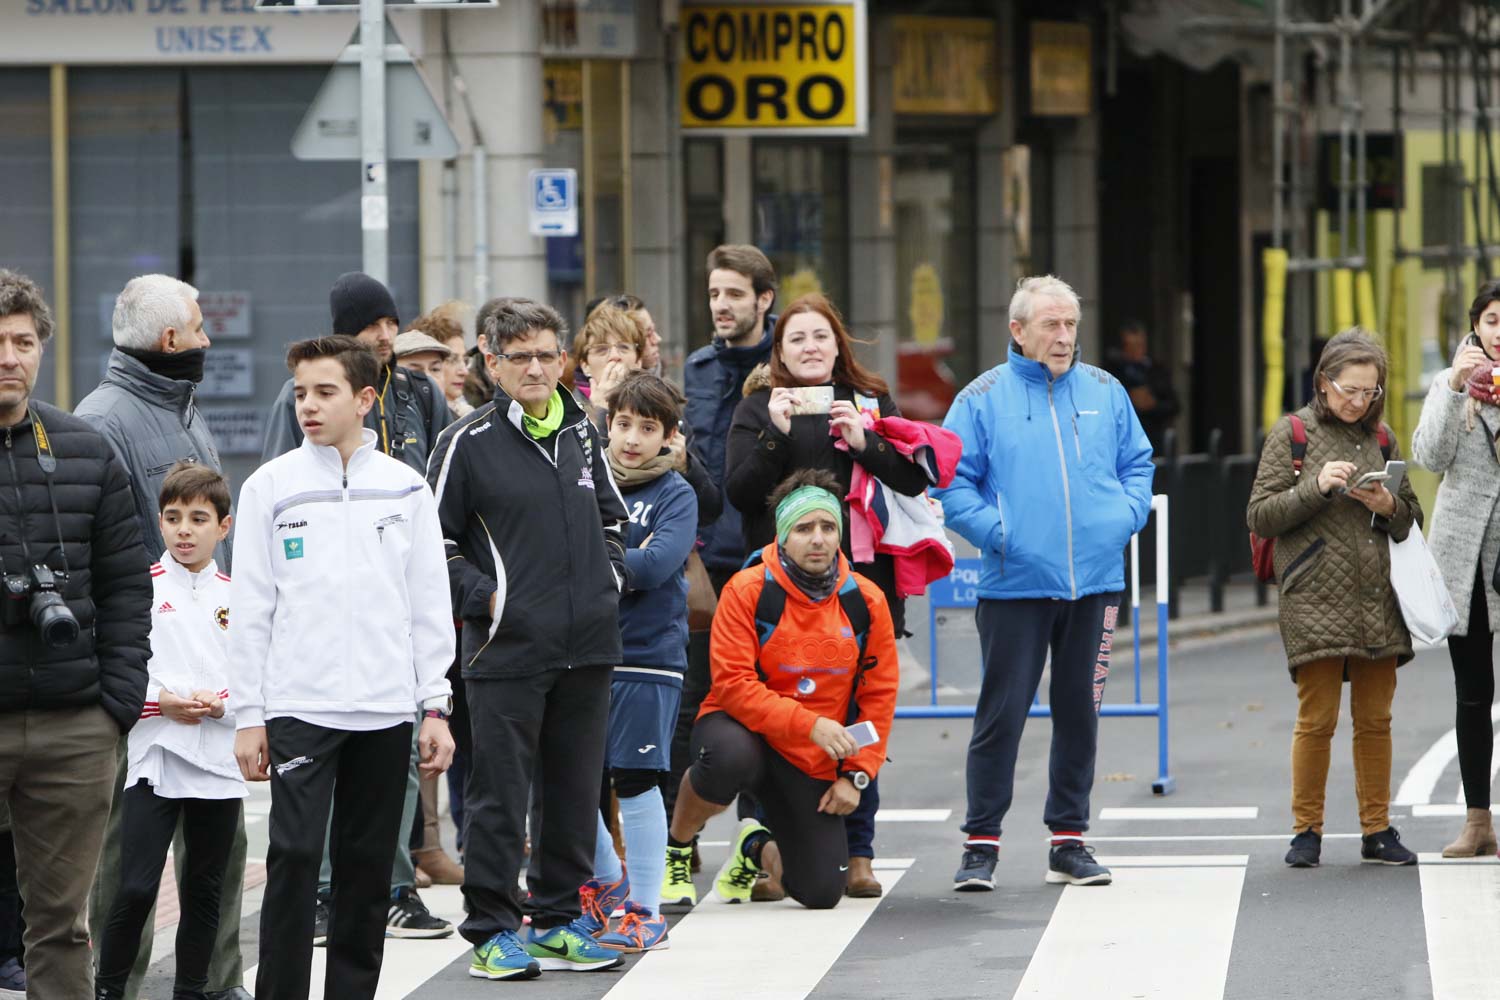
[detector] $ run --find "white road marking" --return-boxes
[874,808,952,822]
[1012,860,1246,999]
[1412,804,1500,818]
[244,885,469,999]
[1093,854,1250,867]
[871,857,916,870]
[1421,858,1500,998]
[1089,833,1362,842]
[602,863,910,1000]
[1098,807,1258,821]
[1417,853,1500,865]
[1395,704,1500,806]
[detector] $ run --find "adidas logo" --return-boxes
[156,601,176,614]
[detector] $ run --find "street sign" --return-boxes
[258,1,496,8]
[529,169,579,237]
[291,47,459,160]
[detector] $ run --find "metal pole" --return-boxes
[49,64,71,410]
[360,0,388,284]
[1152,494,1175,796]
[473,144,490,305]
[443,160,458,301]
[1271,0,1285,248]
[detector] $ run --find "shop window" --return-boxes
[752,142,849,311]
[0,70,57,402]
[893,138,976,421]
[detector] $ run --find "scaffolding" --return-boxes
[1186,0,1500,433]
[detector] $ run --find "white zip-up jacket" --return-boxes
[231,429,454,730]
[128,554,240,783]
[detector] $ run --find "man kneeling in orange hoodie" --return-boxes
[660,469,899,910]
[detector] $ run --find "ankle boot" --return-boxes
[844,856,883,898]
[1441,807,1497,858]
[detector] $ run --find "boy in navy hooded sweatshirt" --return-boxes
[578,371,698,953]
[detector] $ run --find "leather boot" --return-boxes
[844,856,883,898]
[1441,807,1498,858]
[413,846,466,885]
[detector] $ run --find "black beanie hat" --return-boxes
[329,271,399,337]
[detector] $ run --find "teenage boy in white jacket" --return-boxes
[96,461,241,1000]
[231,336,455,1000]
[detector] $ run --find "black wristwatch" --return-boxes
[843,770,870,791]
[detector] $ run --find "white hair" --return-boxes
[112,274,199,350]
[1009,275,1081,326]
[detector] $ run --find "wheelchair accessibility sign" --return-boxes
[529,168,579,237]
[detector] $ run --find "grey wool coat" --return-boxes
[1411,371,1500,637]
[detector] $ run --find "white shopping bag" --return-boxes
[1388,528,1460,645]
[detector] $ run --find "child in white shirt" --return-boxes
[95,461,242,1000]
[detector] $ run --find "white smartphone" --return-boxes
[1344,460,1405,494]
[846,720,879,748]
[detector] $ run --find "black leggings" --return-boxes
[95,781,240,995]
[1449,566,1496,811]
[688,712,848,910]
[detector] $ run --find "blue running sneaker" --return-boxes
[953,845,998,891]
[1045,841,1112,886]
[469,929,541,981]
[525,918,626,972]
[577,871,630,936]
[597,901,670,953]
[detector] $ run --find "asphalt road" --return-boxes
[135,626,1496,1000]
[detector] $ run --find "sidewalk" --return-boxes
[1116,576,1279,649]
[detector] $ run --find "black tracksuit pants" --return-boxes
[96,781,239,997]
[963,593,1121,841]
[460,666,611,944]
[257,719,411,1000]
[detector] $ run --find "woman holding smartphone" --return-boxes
[1412,280,1500,857]
[725,293,930,898]
[1248,329,1423,869]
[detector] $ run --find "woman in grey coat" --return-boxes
[1411,279,1500,857]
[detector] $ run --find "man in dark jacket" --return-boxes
[0,269,152,999]
[76,274,251,1000]
[428,299,628,979]
[1105,320,1180,454]
[260,271,451,475]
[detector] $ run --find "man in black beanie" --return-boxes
[260,272,451,476]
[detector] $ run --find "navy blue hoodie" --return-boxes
[616,469,699,683]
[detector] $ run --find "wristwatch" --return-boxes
[422,696,454,721]
[843,770,870,791]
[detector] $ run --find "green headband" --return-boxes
[775,485,843,546]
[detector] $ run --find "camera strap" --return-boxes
[28,410,70,579]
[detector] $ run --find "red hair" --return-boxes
[769,294,888,397]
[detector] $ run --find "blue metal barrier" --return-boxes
[895,494,1176,796]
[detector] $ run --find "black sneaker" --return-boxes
[313,896,330,947]
[953,845,998,891]
[1285,830,1322,868]
[387,886,456,938]
[1361,827,1417,866]
[1045,841,1112,886]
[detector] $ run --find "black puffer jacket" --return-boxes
[0,403,152,732]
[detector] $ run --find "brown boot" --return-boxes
[844,856,882,898]
[413,846,466,885]
[1441,807,1498,858]
[413,866,433,889]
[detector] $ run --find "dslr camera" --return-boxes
[3,564,80,648]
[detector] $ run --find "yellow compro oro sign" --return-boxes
[680,0,867,135]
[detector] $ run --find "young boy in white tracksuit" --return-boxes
[230,335,456,1000]
[95,462,242,1000]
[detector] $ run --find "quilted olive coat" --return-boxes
[1247,407,1423,676]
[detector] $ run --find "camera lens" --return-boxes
[31,593,79,649]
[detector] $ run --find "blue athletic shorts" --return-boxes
[606,678,682,772]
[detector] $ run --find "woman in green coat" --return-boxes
[1247,329,1424,870]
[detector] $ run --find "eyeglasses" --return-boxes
[495,350,564,368]
[585,342,638,361]
[1327,378,1384,402]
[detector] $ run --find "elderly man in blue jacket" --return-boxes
[935,275,1155,893]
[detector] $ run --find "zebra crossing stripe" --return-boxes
[1420,858,1500,999]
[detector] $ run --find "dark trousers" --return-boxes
[1449,566,1496,811]
[689,712,848,910]
[445,657,472,851]
[96,781,239,996]
[0,828,19,965]
[461,666,611,943]
[964,593,1121,839]
[257,719,411,1000]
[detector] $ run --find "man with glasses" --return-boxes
[427,299,630,979]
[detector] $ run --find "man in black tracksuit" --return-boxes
[427,299,629,975]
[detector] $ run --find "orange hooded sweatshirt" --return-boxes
[699,544,899,781]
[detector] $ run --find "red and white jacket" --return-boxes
[128,555,241,785]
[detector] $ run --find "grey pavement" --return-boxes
[130,622,1485,1000]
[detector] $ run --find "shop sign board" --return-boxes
[1029,20,1092,117]
[679,0,866,136]
[892,16,998,116]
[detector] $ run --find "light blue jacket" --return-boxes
[935,343,1156,601]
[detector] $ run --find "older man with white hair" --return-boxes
[934,275,1155,894]
[76,274,252,1000]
